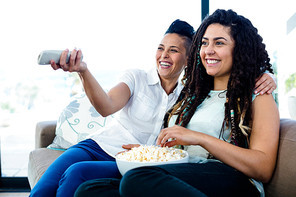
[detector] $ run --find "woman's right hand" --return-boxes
[50,49,87,73]
[51,49,131,117]
[156,125,200,147]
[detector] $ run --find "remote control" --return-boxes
[37,50,83,65]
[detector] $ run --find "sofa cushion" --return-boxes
[264,119,296,197]
[48,93,114,150]
[28,148,64,188]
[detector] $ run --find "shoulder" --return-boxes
[119,69,150,93]
[252,94,278,117]
[252,93,275,104]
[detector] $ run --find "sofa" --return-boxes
[28,119,296,196]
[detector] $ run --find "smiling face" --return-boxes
[200,23,235,89]
[156,33,188,83]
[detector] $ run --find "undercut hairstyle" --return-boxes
[163,9,273,148]
[165,19,195,54]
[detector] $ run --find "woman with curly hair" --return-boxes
[119,9,279,197]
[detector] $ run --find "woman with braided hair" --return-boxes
[119,9,279,197]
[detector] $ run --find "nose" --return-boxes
[161,50,169,59]
[205,45,215,55]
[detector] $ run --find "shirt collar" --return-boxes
[147,68,184,96]
[147,68,160,85]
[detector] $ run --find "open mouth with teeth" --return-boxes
[206,59,220,64]
[159,61,172,68]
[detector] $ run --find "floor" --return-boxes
[0,193,29,197]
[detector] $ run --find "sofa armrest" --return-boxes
[264,118,296,197]
[35,120,57,149]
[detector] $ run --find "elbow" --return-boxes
[244,156,276,183]
[252,165,275,183]
[260,168,275,183]
[100,113,110,118]
[95,108,111,117]
[89,101,111,117]
[256,173,272,183]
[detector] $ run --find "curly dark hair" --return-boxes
[163,9,273,148]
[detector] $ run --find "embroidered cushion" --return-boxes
[48,93,114,150]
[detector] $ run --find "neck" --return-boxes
[213,75,229,91]
[160,78,178,95]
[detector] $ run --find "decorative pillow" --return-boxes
[48,93,114,150]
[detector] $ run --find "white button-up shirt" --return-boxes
[90,68,183,157]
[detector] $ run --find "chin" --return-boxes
[206,70,216,76]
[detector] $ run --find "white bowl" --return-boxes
[116,150,189,176]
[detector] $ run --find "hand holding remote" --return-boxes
[37,50,84,65]
[38,49,86,73]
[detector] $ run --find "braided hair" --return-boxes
[163,9,273,148]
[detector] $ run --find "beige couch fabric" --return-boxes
[28,119,296,197]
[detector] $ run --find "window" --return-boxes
[210,0,296,119]
[0,0,202,190]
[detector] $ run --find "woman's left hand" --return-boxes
[254,73,277,95]
[156,125,198,147]
[116,144,140,155]
[122,144,140,150]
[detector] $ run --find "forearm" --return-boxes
[158,118,278,182]
[196,95,279,183]
[78,68,116,116]
[199,133,275,182]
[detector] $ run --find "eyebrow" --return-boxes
[202,37,228,41]
[159,44,181,49]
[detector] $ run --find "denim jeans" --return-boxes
[30,139,121,197]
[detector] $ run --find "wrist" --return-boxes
[78,66,89,76]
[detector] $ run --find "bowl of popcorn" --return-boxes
[116,145,189,175]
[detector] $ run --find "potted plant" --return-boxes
[285,72,296,119]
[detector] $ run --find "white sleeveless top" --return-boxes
[169,90,230,162]
[169,90,264,196]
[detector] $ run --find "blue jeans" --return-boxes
[30,139,121,197]
[75,161,260,197]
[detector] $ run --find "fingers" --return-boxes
[116,151,126,155]
[162,139,177,147]
[53,48,83,72]
[267,85,277,94]
[156,128,174,147]
[50,60,60,70]
[255,80,272,95]
[69,49,78,68]
[255,73,277,95]
[260,86,274,95]
[122,144,140,150]
[59,49,70,71]
[156,128,166,146]
[76,49,83,63]
[70,49,84,72]
[117,144,140,156]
